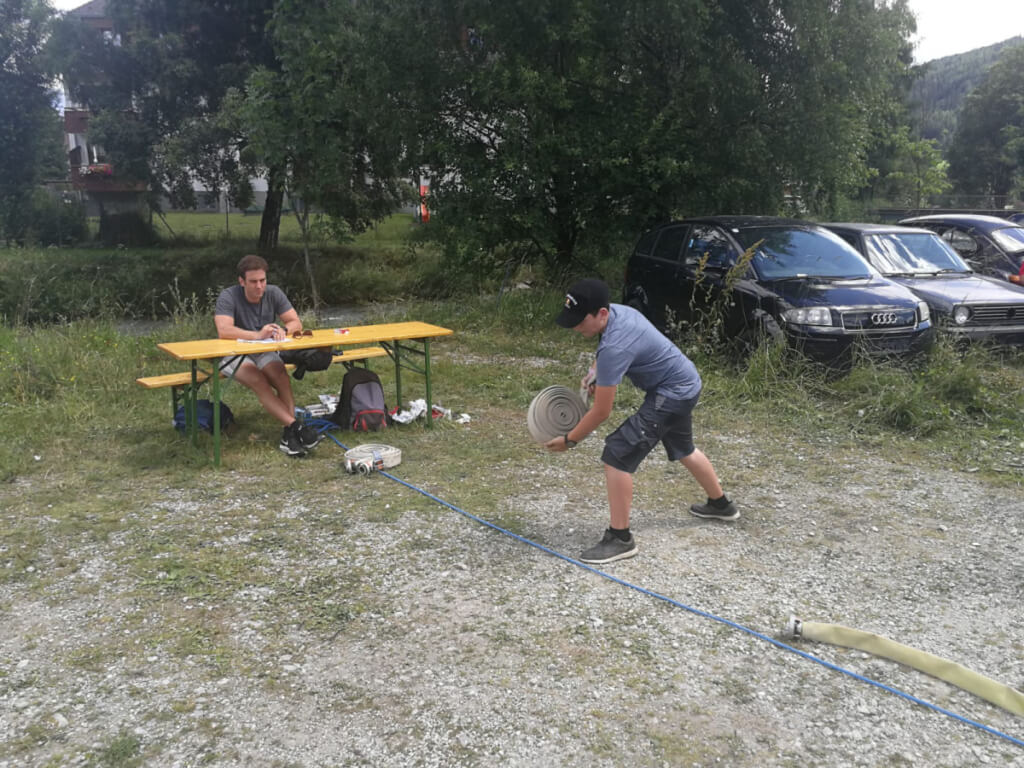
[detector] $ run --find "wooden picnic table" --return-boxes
[155,321,454,466]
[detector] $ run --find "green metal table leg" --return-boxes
[188,362,199,447]
[424,338,433,429]
[212,357,222,467]
[393,342,403,408]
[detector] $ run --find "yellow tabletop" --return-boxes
[158,321,453,361]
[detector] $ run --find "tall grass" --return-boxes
[1,294,1021,485]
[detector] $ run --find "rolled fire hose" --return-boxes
[786,616,1024,716]
[527,386,587,444]
[343,444,402,475]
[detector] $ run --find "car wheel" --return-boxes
[742,311,785,351]
[625,291,658,325]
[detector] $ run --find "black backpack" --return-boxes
[279,347,334,380]
[329,368,389,431]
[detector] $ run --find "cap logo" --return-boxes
[564,293,578,309]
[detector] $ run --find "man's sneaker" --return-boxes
[579,529,638,564]
[279,423,307,457]
[297,422,323,450]
[690,498,740,521]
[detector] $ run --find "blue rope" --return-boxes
[322,430,1024,749]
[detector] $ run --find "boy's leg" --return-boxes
[679,448,723,499]
[661,394,739,521]
[605,464,634,530]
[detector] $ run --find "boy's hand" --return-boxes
[580,364,597,401]
[544,435,569,452]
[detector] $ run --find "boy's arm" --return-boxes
[545,385,615,452]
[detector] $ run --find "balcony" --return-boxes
[70,163,146,193]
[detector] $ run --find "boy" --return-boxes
[545,278,737,564]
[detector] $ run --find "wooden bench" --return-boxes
[137,347,389,415]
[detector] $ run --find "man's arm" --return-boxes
[279,307,301,335]
[544,384,616,452]
[215,314,285,341]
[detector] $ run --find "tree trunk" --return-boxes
[259,176,284,251]
[293,202,321,312]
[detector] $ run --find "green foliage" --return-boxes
[50,0,281,229]
[0,0,63,244]
[947,44,1024,201]
[270,0,918,274]
[910,36,1024,150]
[20,190,88,246]
[872,127,952,208]
[0,213,431,324]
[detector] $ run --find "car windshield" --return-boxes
[734,227,872,280]
[863,232,969,274]
[992,226,1024,253]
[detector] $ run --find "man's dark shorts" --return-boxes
[601,391,701,473]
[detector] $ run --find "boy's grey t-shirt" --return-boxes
[595,304,701,400]
[214,284,293,331]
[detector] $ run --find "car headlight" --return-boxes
[918,301,931,323]
[952,305,970,325]
[782,307,833,326]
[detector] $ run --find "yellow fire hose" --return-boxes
[786,616,1024,717]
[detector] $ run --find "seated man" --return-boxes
[214,254,321,456]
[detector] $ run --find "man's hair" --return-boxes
[237,254,268,278]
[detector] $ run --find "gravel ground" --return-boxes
[2,425,1022,767]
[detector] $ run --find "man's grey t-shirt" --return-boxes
[595,304,701,400]
[214,284,293,332]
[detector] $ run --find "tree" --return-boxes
[871,127,951,208]
[228,63,409,308]
[0,0,61,244]
[947,44,1024,203]
[50,0,283,247]
[270,0,918,274]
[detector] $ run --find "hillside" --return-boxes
[910,35,1024,149]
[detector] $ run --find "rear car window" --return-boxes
[651,226,688,262]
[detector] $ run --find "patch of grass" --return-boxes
[95,729,143,768]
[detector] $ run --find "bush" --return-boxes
[99,211,158,247]
[28,191,89,246]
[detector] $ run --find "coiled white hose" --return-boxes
[527,386,587,444]
[344,443,402,475]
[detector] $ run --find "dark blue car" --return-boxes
[899,214,1024,286]
[825,223,1024,346]
[622,216,933,365]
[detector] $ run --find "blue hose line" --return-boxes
[322,431,1023,749]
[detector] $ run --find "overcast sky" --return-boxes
[48,0,1024,64]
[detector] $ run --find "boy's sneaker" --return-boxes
[579,529,638,564]
[297,422,323,450]
[690,498,740,521]
[279,423,307,457]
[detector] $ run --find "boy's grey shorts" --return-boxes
[601,391,701,474]
[218,351,284,378]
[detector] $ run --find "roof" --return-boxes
[65,0,107,18]
[898,214,1024,233]
[661,215,823,230]
[822,222,934,235]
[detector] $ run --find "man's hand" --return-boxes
[260,323,284,340]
